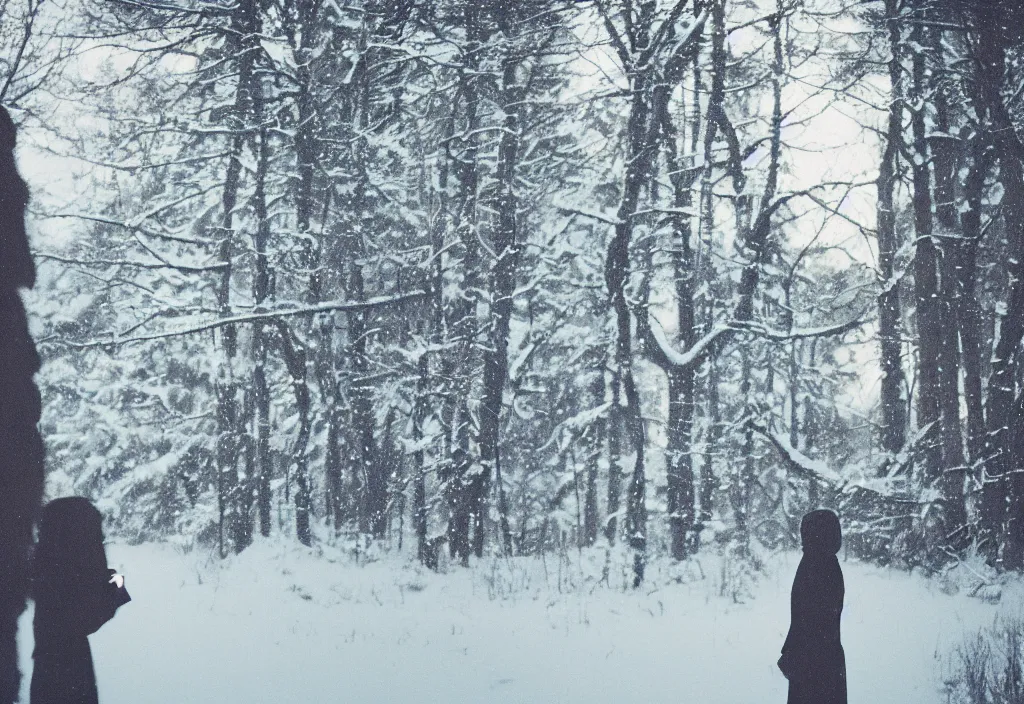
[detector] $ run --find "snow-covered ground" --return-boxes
[15,540,1015,703]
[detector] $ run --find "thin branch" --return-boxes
[35,251,228,274]
[61,290,428,349]
[735,315,867,342]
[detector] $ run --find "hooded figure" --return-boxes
[778,509,847,704]
[30,498,130,704]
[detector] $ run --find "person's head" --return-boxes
[35,497,107,570]
[800,509,841,556]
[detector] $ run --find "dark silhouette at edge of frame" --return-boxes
[30,498,130,704]
[0,104,46,704]
[778,509,848,704]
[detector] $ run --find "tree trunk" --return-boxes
[666,366,696,559]
[907,19,944,506]
[605,367,623,545]
[291,29,319,545]
[252,94,273,540]
[972,0,1024,564]
[582,368,603,547]
[344,32,390,540]
[442,2,484,564]
[477,52,523,558]
[876,0,908,457]
[957,131,988,485]
[972,0,1024,567]
[734,345,755,547]
[413,343,430,564]
[701,355,720,527]
[656,66,701,561]
[275,323,313,546]
[350,263,383,537]
[930,25,969,547]
[605,56,654,586]
[215,0,258,555]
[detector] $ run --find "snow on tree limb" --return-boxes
[747,420,844,485]
[35,251,229,273]
[734,316,867,341]
[61,290,429,348]
[749,420,938,504]
[647,318,733,368]
[51,212,211,246]
[554,202,622,226]
[642,314,864,371]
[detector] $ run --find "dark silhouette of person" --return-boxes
[30,498,130,704]
[778,509,847,704]
[0,104,45,704]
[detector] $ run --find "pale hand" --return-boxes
[109,573,125,589]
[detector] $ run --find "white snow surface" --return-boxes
[15,540,1017,703]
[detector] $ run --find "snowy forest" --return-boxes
[9,0,1024,575]
[5,0,1024,700]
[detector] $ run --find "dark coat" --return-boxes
[780,510,847,704]
[30,499,130,704]
[30,563,130,704]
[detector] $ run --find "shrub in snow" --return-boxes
[943,616,1024,704]
[717,540,765,604]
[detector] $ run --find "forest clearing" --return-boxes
[15,541,1007,703]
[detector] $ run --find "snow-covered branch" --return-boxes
[62,290,429,348]
[640,313,863,371]
[734,316,867,342]
[35,251,228,274]
[51,213,211,247]
[646,318,734,369]
[554,203,622,226]
[747,420,844,486]
[749,420,936,505]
